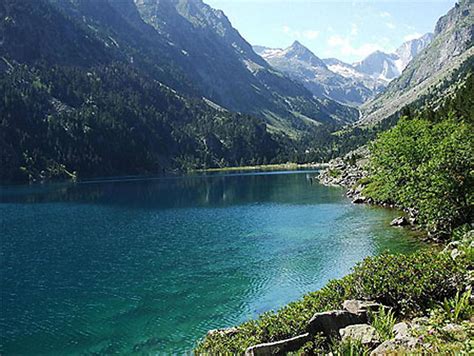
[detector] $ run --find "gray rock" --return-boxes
[390,216,409,226]
[450,248,465,260]
[352,196,366,204]
[342,300,383,315]
[307,310,365,337]
[207,327,239,337]
[370,336,420,355]
[393,322,410,339]
[244,333,309,356]
[441,323,466,340]
[339,324,380,346]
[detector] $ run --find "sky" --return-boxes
[205,0,457,63]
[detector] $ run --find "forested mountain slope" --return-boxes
[0,0,282,183]
[0,0,357,184]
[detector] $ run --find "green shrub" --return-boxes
[364,116,473,237]
[440,289,473,323]
[328,168,342,178]
[330,337,369,356]
[347,250,470,315]
[369,308,396,341]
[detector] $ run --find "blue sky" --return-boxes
[205,0,456,63]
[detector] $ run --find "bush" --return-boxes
[365,116,474,237]
[330,337,369,356]
[347,250,470,316]
[440,289,473,323]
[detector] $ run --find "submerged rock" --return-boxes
[390,216,409,226]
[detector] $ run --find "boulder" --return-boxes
[352,196,366,204]
[370,336,420,355]
[307,310,365,337]
[393,322,410,339]
[207,327,239,337]
[244,333,309,356]
[442,323,466,341]
[390,216,409,226]
[450,248,465,260]
[339,324,380,346]
[342,300,383,316]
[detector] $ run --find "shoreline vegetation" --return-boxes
[192,162,329,173]
[195,77,473,354]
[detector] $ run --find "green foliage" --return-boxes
[347,250,470,315]
[0,64,280,183]
[368,308,396,341]
[330,337,369,356]
[440,289,473,323]
[364,115,473,236]
[328,168,342,178]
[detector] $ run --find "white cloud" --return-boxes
[303,30,320,40]
[386,22,396,30]
[379,11,391,18]
[281,25,320,41]
[403,32,422,41]
[350,23,358,36]
[327,35,388,58]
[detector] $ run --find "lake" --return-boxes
[0,170,422,354]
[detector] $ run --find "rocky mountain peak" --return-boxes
[282,41,327,68]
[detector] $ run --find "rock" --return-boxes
[393,322,410,339]
[370,336,420,355]
[244,333,309,356]
[441,323,466,341]
[339,324,380,346]
[307,310,365,337]
[443,240,461,252]
[390,216,409,226]
[342,300,384,315]
[352,196,366,204]
[450,248,465,260]
[207,327,239,337]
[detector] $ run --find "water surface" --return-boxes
[0,171,422,354]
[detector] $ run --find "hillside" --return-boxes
[0,0,358,183]
[0,0,281,183]
[359,0,473,126]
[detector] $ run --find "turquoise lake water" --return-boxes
[0,171,423,354]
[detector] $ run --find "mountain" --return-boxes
[359,0,473,125]
[132,0,357,134]
[353,33,433,82]
[0,0,363,184]
[254,41,379,106]
[254,34,432,106]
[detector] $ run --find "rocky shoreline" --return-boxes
[318,155,431,238]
